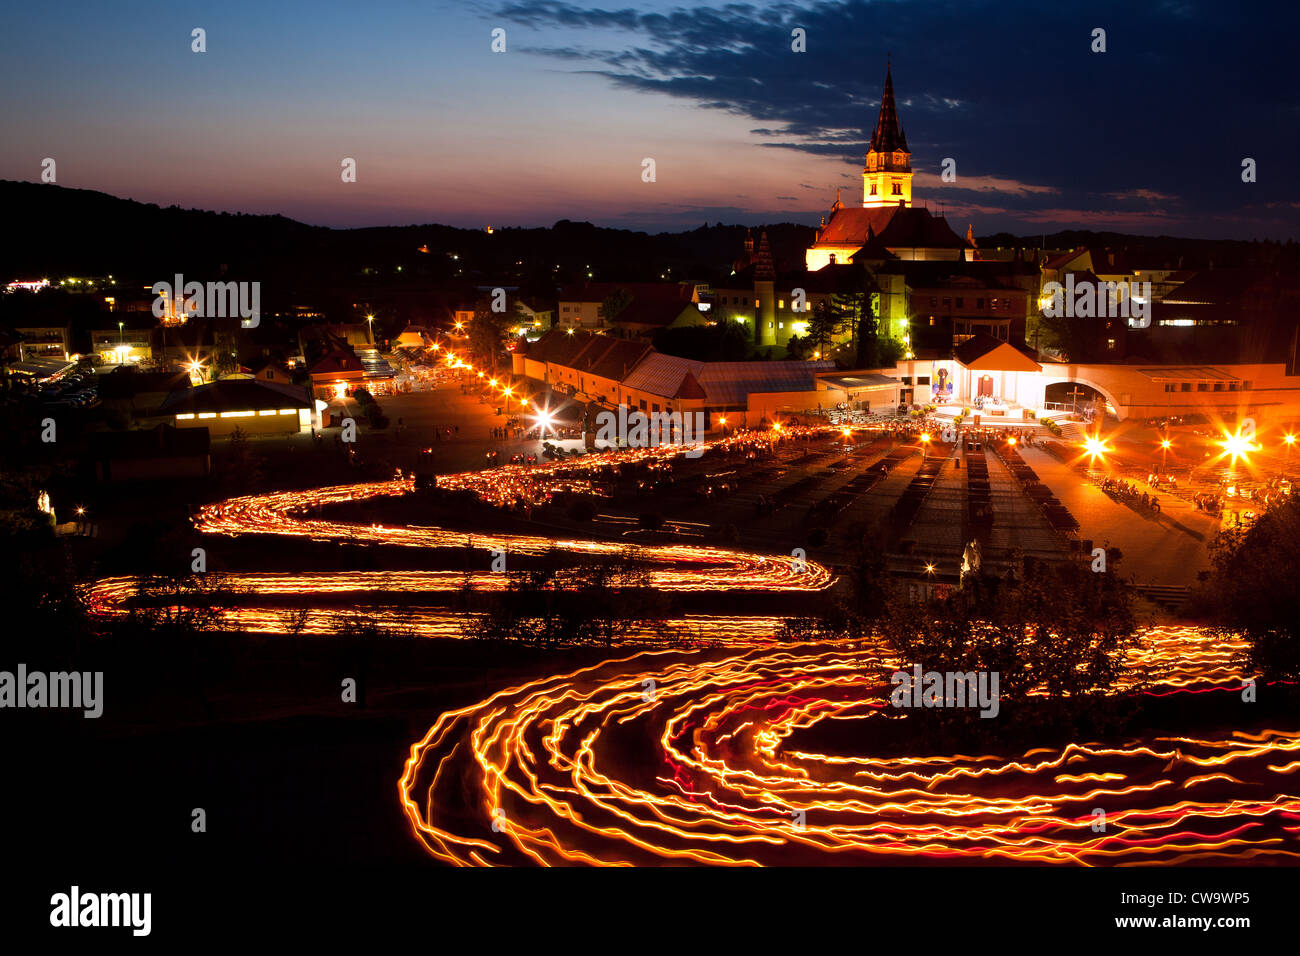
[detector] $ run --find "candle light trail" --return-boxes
[400,642,1299,867]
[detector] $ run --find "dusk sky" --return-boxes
[3,0,1297,239]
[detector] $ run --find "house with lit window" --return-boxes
[308,347,366,400]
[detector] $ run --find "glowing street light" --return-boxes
[1083,435,1109,460]
[924,562,936,575]
[1160,437,1172,471]
[1219,430,1257,466]
[920,431,931,459]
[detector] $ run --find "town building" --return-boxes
[805,67,972,271]
[161,379,315,436]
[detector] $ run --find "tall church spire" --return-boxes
[870,66,909,153]
[862,64,913,208]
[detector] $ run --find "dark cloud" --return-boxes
[492,0,1300,238]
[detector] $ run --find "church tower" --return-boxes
[753,231,777,348]
[862,66,912,209]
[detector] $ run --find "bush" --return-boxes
[353,388,375,406]
[1199,496,1300,680]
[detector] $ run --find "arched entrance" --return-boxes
[1044,381,1111,420]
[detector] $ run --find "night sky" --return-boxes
[2,0,1296,238]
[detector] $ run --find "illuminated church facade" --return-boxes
[805,67,972,271]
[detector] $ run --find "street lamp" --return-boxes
[366,313,375,344]
[1160,437,1172,471]
[920,432,931,460]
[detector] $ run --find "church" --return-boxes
[804,66,973,271]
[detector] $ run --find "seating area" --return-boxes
[993,441,1079,533]
[889,456,946,533]
[964,439,993,529]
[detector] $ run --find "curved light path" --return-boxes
[77,437,1294,865]
[84,442,831,644]
[400,640,1299,867]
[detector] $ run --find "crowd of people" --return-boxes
[1100,476,1162,512]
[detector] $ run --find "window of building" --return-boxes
[917,376,930,385]
[639,400,647,411]
[929,317,935,326]
[1107,338,1116,350]
[870,184,878,195]
[892,183,902,195]
[1242,381,1252,390]
[778,322,784,329]
[955,298,964,308]
[930,297,937,307]
[1181,382,1192,392]
[1197,383,1208,392]
[943,298,951,307]
[977,298,984,309]
[1164,383,1176,393]
[1213,382,1225,391]
[778,300,784,309]
[652,403,660,413]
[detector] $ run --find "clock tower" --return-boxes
[863,66,912,208]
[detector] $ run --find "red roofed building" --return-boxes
[308,347,365,400]
[806,66,972,270]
